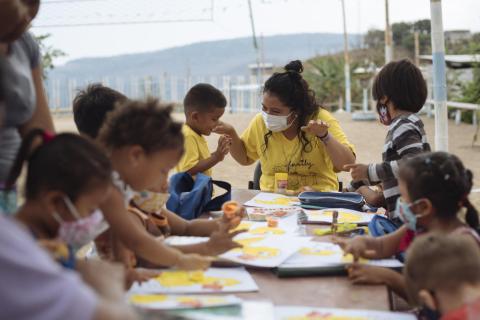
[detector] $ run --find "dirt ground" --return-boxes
[54,111,480,207]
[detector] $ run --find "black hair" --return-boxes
[183,83,227,113]
[262,60,320,153]
[73,83,128,139]
[372,59,427,113]
[98,98,184,154]
[399,152,479,230]
[6,129,112,202]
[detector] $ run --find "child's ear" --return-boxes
[128,145,146,167]
[416,198,434,216]
[44,190,67,215]
[418,289,438,311]
[191,111,200,121]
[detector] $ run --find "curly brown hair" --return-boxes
[98,98,184,154]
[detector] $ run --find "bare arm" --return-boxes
[165,208,220,237]
[301,120,355,172]
[100,188,183,267]
[357,186,386,208]
[18,66,55,136]
[322,134,356,171]
[213,122,253,165]
[336,225,408,260]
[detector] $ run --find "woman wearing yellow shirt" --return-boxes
[214,60,355,192]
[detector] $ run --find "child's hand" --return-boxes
[301,120,330,137]
[333,236,377,261]
[125,268,161,289]
[220,204,246,229]
[205,223,246,256]
[175,253,214,270]
[344,163,369,180]
[347,264,390,285]
[212,135,231,162]
[212,121,235,136]
[76,259,126,300]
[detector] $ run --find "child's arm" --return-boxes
[100,188,212,270]
[347,126,425,183]
[357,186,386,208]
[348,264,407,299]
[162,207,246,256]
[334,225,408,260]
[186,135,231,176]
[213,122,253,165]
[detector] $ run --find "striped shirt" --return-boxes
[368,114,430,215]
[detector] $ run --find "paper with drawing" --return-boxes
[128,267,258,294]
[244,192,300,209]
[275,306,415,320]
[128,293,241,310]
[280,240,403,268]
[304,208,376,225]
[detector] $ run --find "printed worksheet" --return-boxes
[128,293,241,310]
[128,267,258,294]
[220,235,311,268]
[244,192,300,209]
[279,240,403,268]
[275,306,415,320]
[304,208,377,225]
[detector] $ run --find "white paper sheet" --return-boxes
[279,240,403,268]
[220,235,311,268]
[164,236,209,246]
[128,267,258,294]
[127,293,241,310]
[304,208,377,225]
[275,306,415,320]
[244,192,300,209]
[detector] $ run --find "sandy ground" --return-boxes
[54,111,480,207]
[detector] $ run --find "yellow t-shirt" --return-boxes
[175,124,212,176]
[240,110,355,192]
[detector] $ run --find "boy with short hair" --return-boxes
[176,83,231,176]
[405,233,480,320]
[72,83,127,139]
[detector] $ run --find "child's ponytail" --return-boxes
[5,128,47,190]
[463,169,479,230]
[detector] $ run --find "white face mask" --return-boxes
[261,111,295,132]
[53,197,110,250]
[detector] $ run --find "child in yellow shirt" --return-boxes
[176,83,231,176]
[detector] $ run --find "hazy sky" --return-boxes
[31,0,480,64]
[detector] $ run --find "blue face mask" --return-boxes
[396,198,423,231]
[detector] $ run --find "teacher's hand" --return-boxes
[301,120,329,138]
[344,163,369,181]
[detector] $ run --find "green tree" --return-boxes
[460,68,480,145]
[33,33,66,79]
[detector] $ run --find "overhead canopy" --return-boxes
[419,54,480,69]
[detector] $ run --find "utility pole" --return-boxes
[414,31,420,66]
[384,0,393,64]
[430,0,448,151]
[340,0,351,113]
[247,0,262,89]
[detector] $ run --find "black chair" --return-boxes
[248,162,262,190]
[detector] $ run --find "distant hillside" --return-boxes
[49,33,361,79]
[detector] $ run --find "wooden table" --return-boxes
[229,189,390,310]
